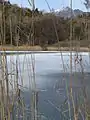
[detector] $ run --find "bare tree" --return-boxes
[84,0,90,9]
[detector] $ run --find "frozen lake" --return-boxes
[4,51,90,119]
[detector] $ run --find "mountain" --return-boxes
[54,7,83,18]
[74,9,83,16]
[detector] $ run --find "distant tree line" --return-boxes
[0,2,89,48]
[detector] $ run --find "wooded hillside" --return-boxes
[0,2,89,48]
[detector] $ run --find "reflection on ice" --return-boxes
[6,52,90,88]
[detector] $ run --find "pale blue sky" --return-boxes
[9,0,87,11]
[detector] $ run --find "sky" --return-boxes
[9,0,87,11]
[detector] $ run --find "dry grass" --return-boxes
[0,45,42,51]
[0,45,90,52]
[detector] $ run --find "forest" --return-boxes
[0,1,89,49]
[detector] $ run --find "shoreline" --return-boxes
[0,46,90,53]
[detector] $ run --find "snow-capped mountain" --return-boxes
[53,7,83,18]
